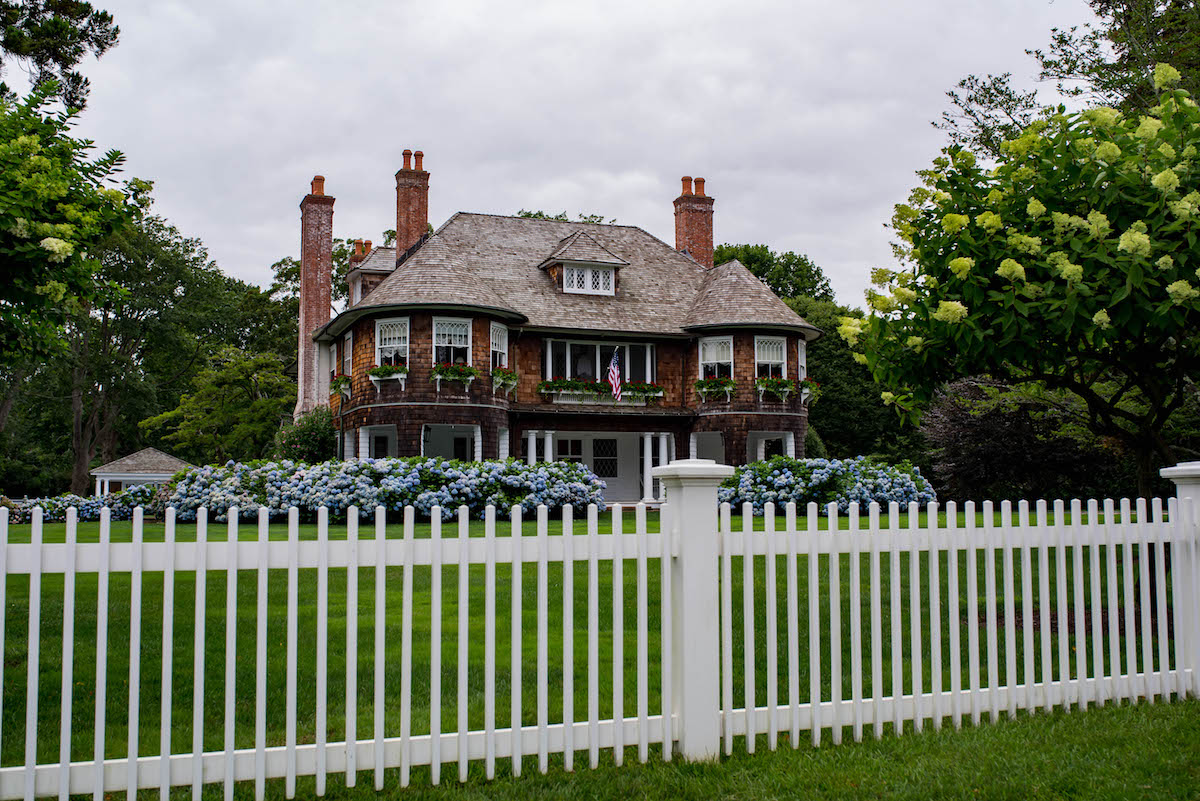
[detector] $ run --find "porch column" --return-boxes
[473,425,483,461]
[641,433,654,502]
[785,431,796,458]
[102,479,110,495]
[526,429,537,465]
[94,477,102,497]
[657,433,670,501]
[345,429,356,460]
[688,432,698,460]
[543,430,555,463]
[358,427,370,460]
[499,428,510,460]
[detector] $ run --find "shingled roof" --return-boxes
[684,259,821,336]
[91,447,194,476]
[350,246,396,274]
[318,213,817,339]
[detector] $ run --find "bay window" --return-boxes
[755,336,786,378]
[433,317,471,365]
[699,336,733,379]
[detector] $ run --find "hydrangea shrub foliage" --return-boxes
[719,456,936,514]
[9,482,161,523]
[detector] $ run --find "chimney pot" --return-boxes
[402,149,412,170]
[311,175,325,196]
[681,176,693,195]
[694,177,706,197]
[364,239,372,252]
[414,150,424,171]
[353,239,363,256]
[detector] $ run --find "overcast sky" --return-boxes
[67,0,1095,308]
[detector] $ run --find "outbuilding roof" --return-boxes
[318,213,817,339]
[91,447,194,477]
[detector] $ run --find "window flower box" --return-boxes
[755,377,795,402]
[330,375,351,398]
[491,367,519,397]
[695,377,736,402]
[800,377,821,404]
[536,378,664,406]
[368,364,408,391]
[431,363,478,393]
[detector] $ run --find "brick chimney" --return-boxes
[395,149,430,255]
[674,175,715,268]
[349,238,365,265]
[294,175,335,419]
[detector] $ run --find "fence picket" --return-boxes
[1037,500,1052,712]
[946,502,962,730]
[636,503,649,763]
[346,509,359,787]
[223,511,237,801]
[1054,500,1070,710]
[373,506,387,790]
[785,502,800,747]
[612,504,624,766]
[587,504,599,769]
[1088,500,1104,708]
[659,501,673,761]
[908,502,923,732]
[721,503,734,755]
[25,507,43,801]
[1071,499,1087,710]
[828,503,842,746]
[742,503,756,752]
[928,502,942,731]
[983,501,999,724]
[285,507,299,798]
[0,509,6,777]
[510,505,522,776]
[1120,498,1136,704]
[160,509,177,801]
[316,507,329,795]
[1002,500,1017,721]
[1153,499,1169,701]
[966,501,981,727]
[430,508,443,785]
[1103,499,1120,704]
[561,505,574,772]
[60,509,78,801]
[460,506,473,782]
[189,508,205,801]
[870,502,884,738]
[765,503,779,750]
[807,502,820,749]
[1137,498,1152,702]
[255,508,269,801]
[889,501,904,735]
[1019,501,1034,713]
[848,503,863,743]
[484,506,497,779]
[399,506,415,787]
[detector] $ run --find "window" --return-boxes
[328,343,337,382]
[755,336,786,378]
[342,331,353,376]
[351,277,362,305]
[563,265,615,296]
[592,438,618,478]
[557,439,583,463]
[375,318,409,367]
[544,340,656,382]
[797,340,808,380]
[433,317,471,365]
[491,323,508,369]
[699,336,733,379]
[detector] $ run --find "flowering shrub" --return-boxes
[274,406,337,463]
[8,482,163,523]
[165,457,607,521]
[430,363,478,383]
[719,456,936,514]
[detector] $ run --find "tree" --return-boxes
[0,81,132,364]
[274,406,336,463]
[936,1,1200,157]
[0,1,119,109]
[140,348,294,464]
[515,209,615,224]
[851,67,1200,495]
[714,243,835,302]
[270,230,396,305]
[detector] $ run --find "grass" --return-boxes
[0,510,1188,800]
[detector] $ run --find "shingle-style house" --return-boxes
[294,151,820,502]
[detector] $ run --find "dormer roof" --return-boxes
[538,230,630,269]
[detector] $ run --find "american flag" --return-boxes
[607,349,622,400]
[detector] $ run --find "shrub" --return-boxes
[8,482,162,523]
[166,457,607,521]
[719,456,936,514]
[274,406,337,463]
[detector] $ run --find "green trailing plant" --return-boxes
[800,376,823,403]
[537,378,605,394]
[329,375,351,394]
[367,364,408,378]
[430,363,478,383]
[695,377,737,397]
[755,376,796,399]
[620,380,664,399]
[491,367,519,386]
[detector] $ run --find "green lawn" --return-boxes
[0,511,1185,799]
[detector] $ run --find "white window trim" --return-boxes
[543,339,655,382]
[432,316,473,366]
[563,263,616,296]
[490,322,509,368]
[374,316,410,367]
[797,340,808,380]
[342,331,353,376]
[755,335,787,378]
[698,335,734,378]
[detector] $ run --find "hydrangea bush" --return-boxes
[719,456,936,514]
[8,482,161,523]
[166,458,606,521]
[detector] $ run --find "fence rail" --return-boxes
[0,459,1197,800]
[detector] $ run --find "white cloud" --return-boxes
[73,0,1095,305]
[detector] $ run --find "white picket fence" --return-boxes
[0,459,1197,800]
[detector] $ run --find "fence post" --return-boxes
[1161,461,1200,696]
[652,458,733,761]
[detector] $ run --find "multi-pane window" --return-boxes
[755,336,786,378]
[491,323,508,369]
[328,343,337,382]
[557,439,583,463]
[797,340,808,380]
[342,331,353,376]
[563,265,615,296]
[592,438,618,478]
[699,336,733,379]
[433,318,471,365]
[545,340,656,382]
[375,318,409,367]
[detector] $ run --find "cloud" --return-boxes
[74,0,1094,306]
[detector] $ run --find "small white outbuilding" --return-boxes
[91,447,194,496]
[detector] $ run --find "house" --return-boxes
[294,152,820,502]
[91,447,194,496]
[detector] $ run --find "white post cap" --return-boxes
[652,458,734,481]
[1162,460,1200,501]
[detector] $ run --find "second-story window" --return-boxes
[491,323,508,369]
[545,340,656,382]
[755,336,786,378]
[434,317,471,365]
[376,318,409,367]
[328,342,337,382]
[563,265,615,296]
[797,340,808,380]
[342,331,353,376]
[699,336,733,379]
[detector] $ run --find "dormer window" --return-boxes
[563,265,615,296]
